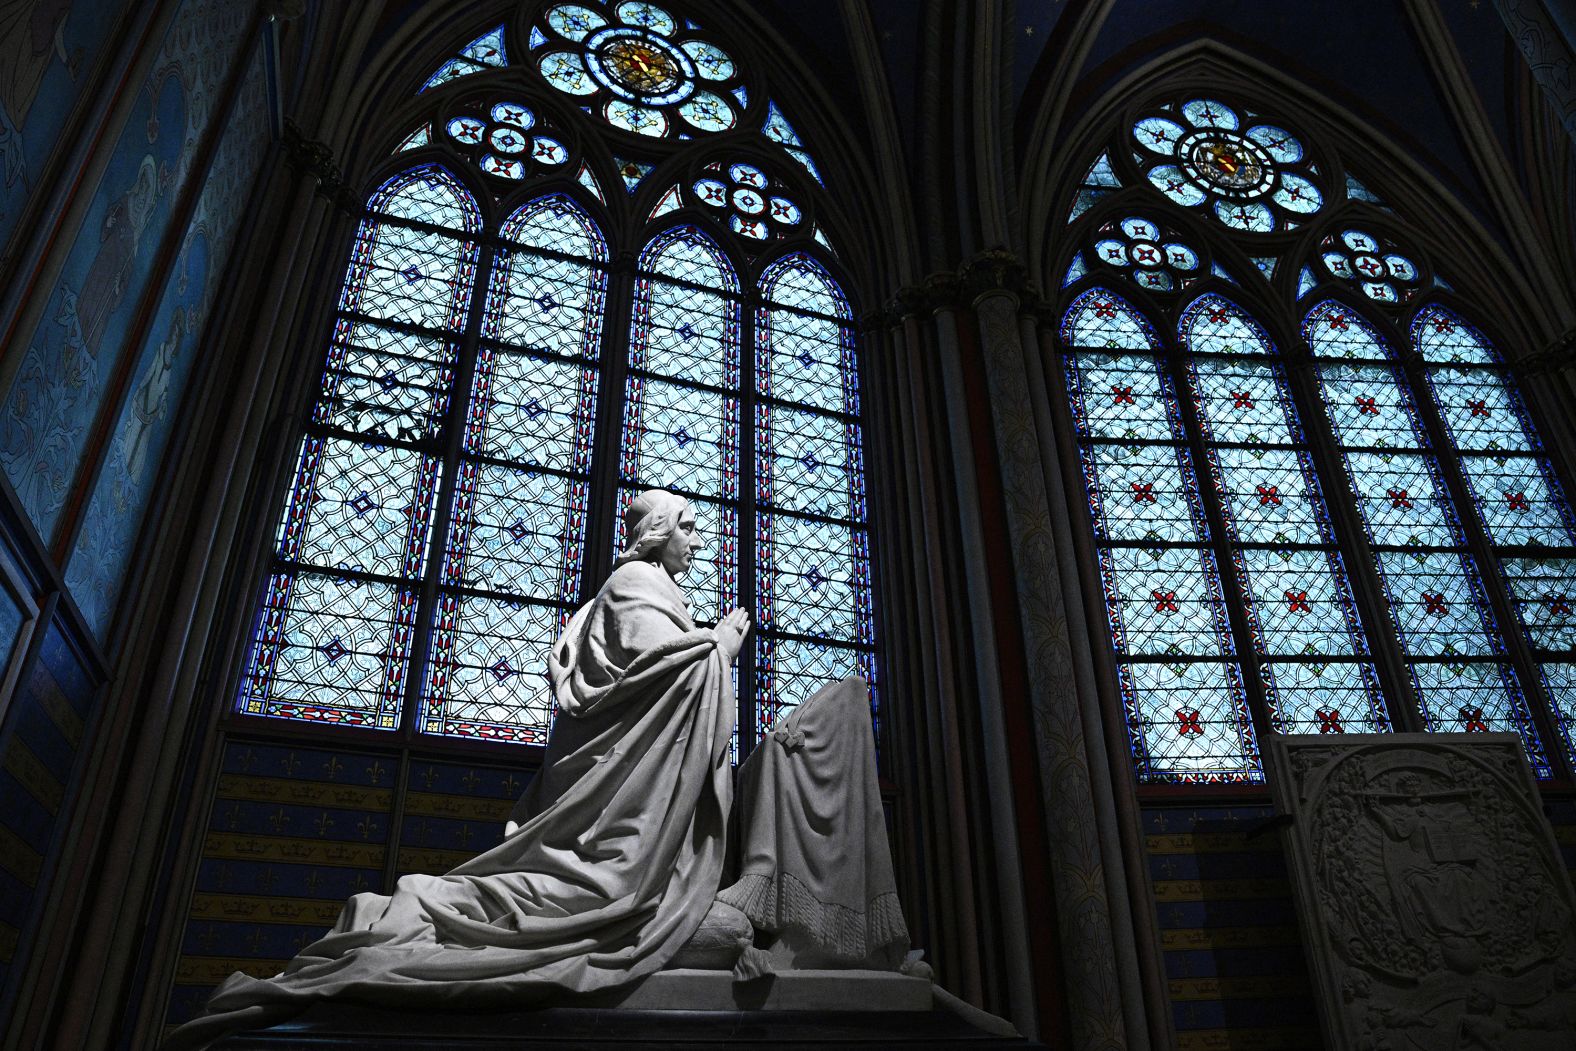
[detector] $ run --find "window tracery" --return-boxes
[237,3,873,751]
[1058,93,1575,782]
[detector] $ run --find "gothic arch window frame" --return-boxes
[220,2,882,765]
[1045,82,1576,791]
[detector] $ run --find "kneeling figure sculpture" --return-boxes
[167,489,908,1048]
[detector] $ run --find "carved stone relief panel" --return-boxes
[1270,733,1576,1051]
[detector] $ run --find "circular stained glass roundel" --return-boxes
[1176,130,1274,199]
[585,27,696,105]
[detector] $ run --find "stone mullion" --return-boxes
[857,322,932,955]
[960,250,1127,1051]
[884,306,984,1005]
[921,287,1038,1030]
[1022,309,1161,1051]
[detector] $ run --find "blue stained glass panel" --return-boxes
[1101,546,1234,656]
[615,489,737,626]
[1234,547,1365,656]
[1315,364,1427,449]
[756,403,859,521]
[1409,661,1548,777]
[1062,289,1160,350]
[441,464,587,602]
[464,349,598,469]
[618,375,740,500]
[1147,165,1208,207]
[1374,550,1501,657]
[1341,451,1462,548]
[238,572,418,729]
[1118,661,1260,783]
[756,307,856,418]
[1412,307,1500,366]
[1063,353,1180,442]
[1458,455,1576,547]
[1499,558,1576,652]
[1303,301,1391,361]
[1538,664,1576,769]
[756,512,871,641]
[1423,366,1535,453]
[756,637,876,734]
[421,594,557,743]
[1187,358,1302,446]
[312,320,459,442]
[1180,295,1274,356]
[340,221,478,332]
[1083,443,1207,544]
[368,167,483,232]
[1208,447,1331,545]
[631,277,739,388]
[276,436,440,579]
[1262,661,1389,735]
[483,250,606,357]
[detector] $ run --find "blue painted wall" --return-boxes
[65,39,275,639]
[0,0,133,258]
[0,0,253,544]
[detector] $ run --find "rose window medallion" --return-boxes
[1178,131,1274,198]
[587,28,693,103]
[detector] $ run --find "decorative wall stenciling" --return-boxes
[64,37,275,641]
[1270,734,1576,1050]
[163,742,526,1029]
[0,0,254,543]
[0,0,130,258]
[0,617,100,1021]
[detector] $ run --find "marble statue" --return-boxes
[166,489,909,1049]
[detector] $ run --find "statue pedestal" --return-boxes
[583,967,933,1011]
[206,970,1036,1049]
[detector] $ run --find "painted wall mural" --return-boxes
[0,0,130,258]
[65,39,274,640]
[0,0,253,545]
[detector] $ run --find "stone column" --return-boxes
[957,248,1141,1051]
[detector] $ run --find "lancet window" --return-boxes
[1058,95,1575,783]
[234,2,875,752]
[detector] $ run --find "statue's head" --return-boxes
[616,489,701,578]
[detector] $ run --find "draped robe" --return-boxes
[166,560,736,1048]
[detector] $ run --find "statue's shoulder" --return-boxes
[605,560,676,600]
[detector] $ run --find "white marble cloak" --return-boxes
[166,560,735,1049]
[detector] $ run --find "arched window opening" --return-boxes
[233,2,876,759]
[1057,92,1575,783]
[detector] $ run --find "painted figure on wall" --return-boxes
[0,0,77,185]
[124,303,184,481]
[77,153,161,358]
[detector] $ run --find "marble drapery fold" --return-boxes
[166,559,736,1049]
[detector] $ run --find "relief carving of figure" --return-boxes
[166,489,910,1050]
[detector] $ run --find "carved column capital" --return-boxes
[960,248,1034,308]
[1513,326,1576,376]
[282,120,354,211]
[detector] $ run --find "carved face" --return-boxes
[656,504,701,578]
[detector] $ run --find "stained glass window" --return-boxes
[1063,92,1576,783]
[1304,300,1548,773]
[1062,288,1260,783]
[238,13,872,756]
[1129,99,1324,233]
[755,254,875,734]
[239,166,480,728]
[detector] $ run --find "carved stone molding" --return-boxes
[1514,326,1576,376]
[1494,0,1576,139]
[1270,734,1576,1050]
[281,120,355,212]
